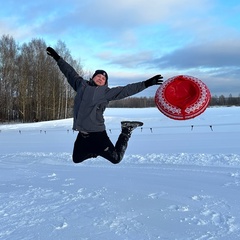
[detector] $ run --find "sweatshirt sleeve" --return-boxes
[57,58,84,91]
[105,81,147,101]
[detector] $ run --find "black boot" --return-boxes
[121,121,143,137]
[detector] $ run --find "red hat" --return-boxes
[155,75,211,120]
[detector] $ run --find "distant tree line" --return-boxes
[0,35,239,123]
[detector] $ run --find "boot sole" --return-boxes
[121,121,144,128]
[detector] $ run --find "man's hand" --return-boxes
[46,47,60,61]
[144,75,163,88]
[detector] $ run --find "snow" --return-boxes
[0,107,240,240]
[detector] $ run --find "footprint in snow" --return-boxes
[62,178,75,187]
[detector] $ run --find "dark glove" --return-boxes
[144,75,163,88]
[46,47,60,61]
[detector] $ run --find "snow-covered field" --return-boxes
[0,107,240,240]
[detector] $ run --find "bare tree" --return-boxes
[0,35,19,121]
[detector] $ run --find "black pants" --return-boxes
[72,130,129,164]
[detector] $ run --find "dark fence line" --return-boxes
[1,122,240,135]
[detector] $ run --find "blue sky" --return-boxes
[1,0,240,97]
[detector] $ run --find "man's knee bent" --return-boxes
[72,156,83,164]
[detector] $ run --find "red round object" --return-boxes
[155,75,211,120]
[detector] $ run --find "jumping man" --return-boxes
[46,47,163,164]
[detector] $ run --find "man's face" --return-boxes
[93,74,107,86]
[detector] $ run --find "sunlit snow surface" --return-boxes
[1,107,240,240]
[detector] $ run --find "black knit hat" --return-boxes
[92,70,108,82]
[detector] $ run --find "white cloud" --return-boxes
[0,18,34,41]
[154,39,240,69]
[68,0,212,30]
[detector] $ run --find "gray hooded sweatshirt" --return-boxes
[57,58,147,132]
